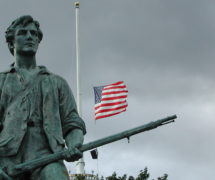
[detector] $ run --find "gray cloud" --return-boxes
[0,0,214,179]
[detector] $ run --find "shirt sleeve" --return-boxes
[0,73,6,97]
[0,73,6,130]
[58,77,86,137]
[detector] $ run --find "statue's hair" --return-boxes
[5,15,43,55]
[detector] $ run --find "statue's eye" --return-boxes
[30,30,38,36]
[17,30,27,35]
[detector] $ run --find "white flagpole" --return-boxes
[74,1,85,174]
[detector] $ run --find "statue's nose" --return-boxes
[26,31,33,39]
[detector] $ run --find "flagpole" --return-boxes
[75,1,81,115]
[74,1,85,175]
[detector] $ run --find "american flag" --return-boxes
[93,81,128,120]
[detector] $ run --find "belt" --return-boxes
[27,119,43,127]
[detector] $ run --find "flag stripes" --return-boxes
[95,100,127,109]
[95,102,128,112]
[94,81,128,120]
[102,90,128,95]
[95,109,126,120]
[103,85,126,90]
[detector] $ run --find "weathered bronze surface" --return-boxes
[4,115,176,177]
[0,15,177,180]
[0,15,86,180]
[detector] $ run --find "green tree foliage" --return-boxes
[136,168,150,180]
[106,172,118,180]
[104,167,168,180]
[106,172,127,180]
[128,176,135,180]
[156,174,168,180]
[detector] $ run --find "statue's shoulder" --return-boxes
[0,73,5,84]
[38,66,69,86]
[50,74,69,88]
[0,63,16,75]
[0,69,10,88]
[0,71,6,76]
[0,68,11,74]
[51,74,67,83]
[0,68,10,78]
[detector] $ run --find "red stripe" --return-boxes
[95,104,128,114]
[109,81,124,86]
[101,95,127,101]
[102,90,128,95]
[96,109,126,120]
[95,101,126,110]
[103,85,126,90]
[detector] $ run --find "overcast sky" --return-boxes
[0,0,214,179]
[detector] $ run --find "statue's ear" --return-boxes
[8,42,15,56]
[8,42,14,49]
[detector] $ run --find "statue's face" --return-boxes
[13,23,39,56]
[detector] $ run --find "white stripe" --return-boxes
[95,99,127,108]
[95,102,128,113]
[102,88,128,93]
[95,108,126,117]
[104,82,125,89]
[101,92,128,98]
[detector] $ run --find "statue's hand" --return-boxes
[0,168,12,180]
[65,144,83,162]
[64,129,84,162]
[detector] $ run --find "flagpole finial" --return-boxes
[75,1,80,8]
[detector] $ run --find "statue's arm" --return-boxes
[65,129,84,149]
[64,129,84,162]
[0,73,6,131]
[58,77,86,161]
[0,73,6,99]
[57,76,86,137]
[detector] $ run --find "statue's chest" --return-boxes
[1,73,42,109]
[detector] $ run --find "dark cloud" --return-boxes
[0,0,214,179]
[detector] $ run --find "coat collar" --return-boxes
[1,63,51,75]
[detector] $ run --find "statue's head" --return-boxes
[5,15,43,56]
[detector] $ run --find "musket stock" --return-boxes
[5,115,177,177]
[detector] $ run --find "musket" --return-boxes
[4,115,177,177]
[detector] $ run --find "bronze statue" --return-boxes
[0,15,86,180]
[0,15,177,180]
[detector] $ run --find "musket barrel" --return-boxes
[80,115,177,152]
[7,115,177,177]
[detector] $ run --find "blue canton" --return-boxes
[93,86,104,104]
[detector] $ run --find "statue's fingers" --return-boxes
[65,148,83,162]
[73,148,83,161]
[74,143,82,149]
[65,149,74,159]
[64,148,77,162]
